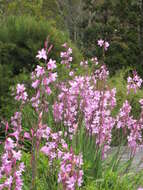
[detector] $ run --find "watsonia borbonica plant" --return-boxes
[0,39,143,189]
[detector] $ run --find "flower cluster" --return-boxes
[53,81,79,139]
[127,71,142,94]
[95,64,109,81]
[116,100,143,153]
[15,84,28,104]
[0,112,24,190]
[31,55,57,111]
[1,40,143,189]
[60,43,72,68]
[53,67,116,155]
[80,60,88,66]
[97,39,110,51]
[58,150,83,190]
[40,126,83,189]
[91,57,98,65]
[40,126,68,164]
[116,100,132,131]
[81,86,116,155]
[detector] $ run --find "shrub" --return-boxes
[0,15,82,118]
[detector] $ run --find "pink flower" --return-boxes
[67,48,72,54]
[127,71,142,94]
[4,176,13,187]
[35,65,45,77]
[49,72,57,82]
[139,99,143,108]
[60,44,73,67]
[97,39,110,51]
[32,79,40,89]
[24,132,31,139]
[12,150,22,161]
[62,43,67,48]
[104,41,110,51]
[36,48,47,60]
[98,39,104,47]
[47,59,57,70]
[45,86,52,95]
[16,84,25,94]
[69,71,74,76]
[15,84,28,103]
[91,57,98,65]
[5,138,15,151]
[41,146,50,155]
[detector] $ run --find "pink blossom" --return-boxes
[15,84,28,103]
[35,65,45,77]
[97,39,110,51]
[45,86,52,95]
[36,48,47,60]
[95,65,109,81]
[5,138,15,151]
[127,71,142,94]
[16,84,25,94]
[91,57,98,65]
[24,132,31,139]
[12,150,22,161]
[49,72,57,82]
[104,41,110,51]
[98,39,104,47]
[40,146,49,156]
[60,44,73,67]
[4,176,13,187]
[139,99,143,111]
[62,43,68,48]
[47,59,57,70]
[69,71,74,76]
[32,79,40,89]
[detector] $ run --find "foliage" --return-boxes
[0,15,82,119]
[109,69,143,119]
[80,0,143,76]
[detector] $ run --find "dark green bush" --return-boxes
[0,15,82,119]
[0,16,82,72]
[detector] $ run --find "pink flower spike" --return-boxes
[36,48,47,60]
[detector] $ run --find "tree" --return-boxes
[55,0,84,43]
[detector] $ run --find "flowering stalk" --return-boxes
[0,112,24,190]
[30,43,58,189]
[40,126,83,190]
